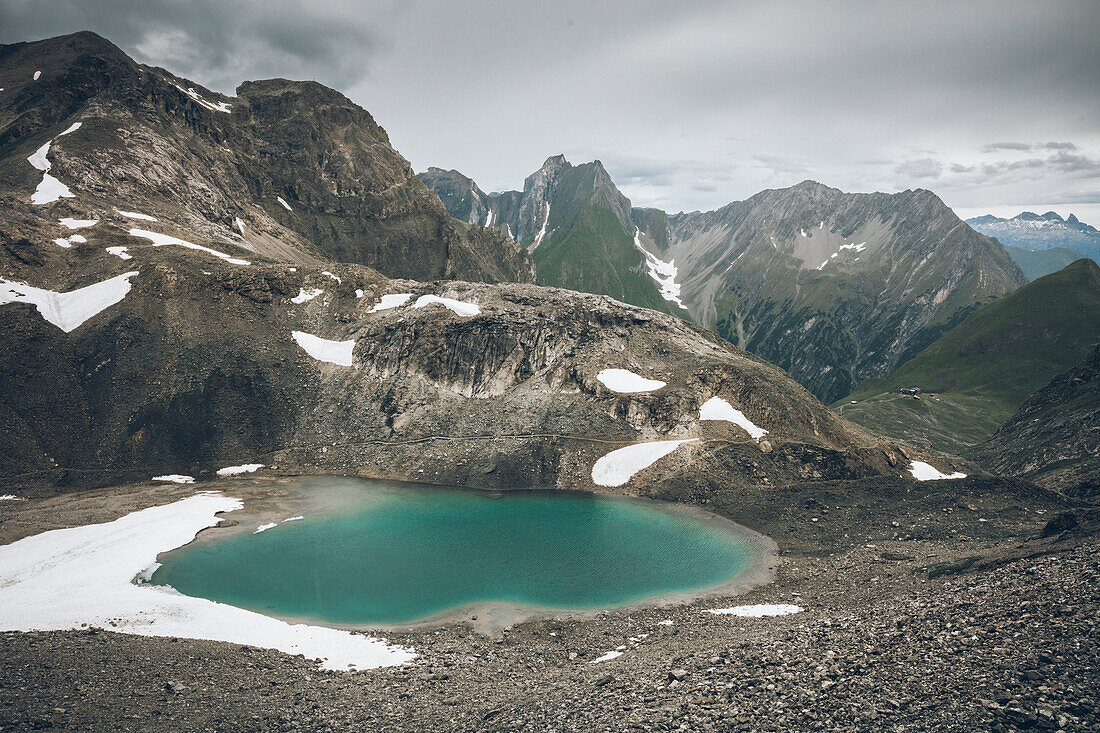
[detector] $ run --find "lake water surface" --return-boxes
[151,479,771,626]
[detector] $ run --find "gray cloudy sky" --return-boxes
[3,0,1099,220]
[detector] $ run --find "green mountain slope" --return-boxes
[834,258,1100,453]
[1004,246,1086,281]
[970,344,1100,497]
[534,204,670,313]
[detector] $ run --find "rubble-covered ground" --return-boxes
[0,477,1095,732]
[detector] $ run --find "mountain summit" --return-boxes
[424,161,1025,401]
[0,31,534,284]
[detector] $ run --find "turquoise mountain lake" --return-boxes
[151,480,768,626]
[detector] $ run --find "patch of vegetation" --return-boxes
[534,204,672,314]
[1003,246,1086,281]
[836,259,1100,451]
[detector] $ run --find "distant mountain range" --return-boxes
[422,157,1025,402]
[966,211,1100,265]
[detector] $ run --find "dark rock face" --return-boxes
[0,31,534,284]
[972,343,1100,498]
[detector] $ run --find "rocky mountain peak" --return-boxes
[0,31,534,284]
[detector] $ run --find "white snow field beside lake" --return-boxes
[596,368,667,393]
[699,397,768,440]
[909,461,967,481]
[216,463,264,476]
[706,604,803,617]
[127,229,250,266]
[369,293,413,312]
[0,493,414,671]
[292,331,355,366]
[0,271,138,333]
[412,294,480,317]
[591,439,697,487]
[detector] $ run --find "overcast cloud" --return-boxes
[3,0,1098,220]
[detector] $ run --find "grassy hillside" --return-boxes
[534,204,672,314]
[1004,246,1086,281]
[834,258,1100,453]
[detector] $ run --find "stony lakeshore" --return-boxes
[0,474,1095,732]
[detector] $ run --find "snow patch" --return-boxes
[322,271,341,284]
[412,294,480,317]
[116,210,157,221]
[699,397,768,440]
[0,493,413,671]
[32,174,74,205]
[276,196,292,211]
[591,440,697,487]
[106,246,132,260]
[291,331,355,367]
[532,202,550,249]
[291,288,323,304]
[633,228,686,309]
[27,142,52,171]
[909,461,967,481]
[588,651,623,664]
[172,83,232,114]
[153,475,194,484]
[128,229,250,266]
[369,293,413,312]
[33,70,41,80]
[57,122,82,137]
[234,217,246,236]
[484,208,493,228]
[0,271,138,332]
[284,516,304,522]
[0,495,25,501]
[53,234,87,248]
[254,523,277,534]
[216,464,264,476]
[59,217,97,229]
[596,368,666,394]
[706,604,803,617]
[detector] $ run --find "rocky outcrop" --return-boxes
[971,344,1100,498]
[0,31,534,284]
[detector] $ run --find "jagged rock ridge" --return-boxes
[967,211,1100,264]
[0,31,534,284]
